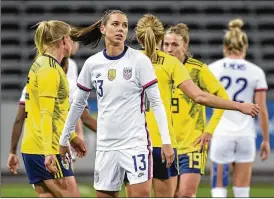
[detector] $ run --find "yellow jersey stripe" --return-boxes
[55,155,64,178]
[187,60,203,68]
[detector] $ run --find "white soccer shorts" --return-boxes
[210,136,256,164]
[93,145,152,191]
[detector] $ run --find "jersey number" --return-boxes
[171,98,179,113]
[132,154,146,172]
[187,152,201,169]
[94,80,104,97]
[220,76,248,103]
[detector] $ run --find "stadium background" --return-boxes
[1,0,274,197]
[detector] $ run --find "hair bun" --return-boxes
[228,18,244,29]
[176,23,189,32]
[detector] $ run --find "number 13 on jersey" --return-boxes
[94,80,104,97]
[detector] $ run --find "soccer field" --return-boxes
[1,183,274,197]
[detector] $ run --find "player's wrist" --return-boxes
[10,148,17,154]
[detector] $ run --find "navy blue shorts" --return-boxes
[179,150,207,175]
[152,147,178,179]
[22,153,74,184]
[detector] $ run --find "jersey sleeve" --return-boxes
[199,64,222,94]
[137,55,158,89]
[77,59,93,92]
[37,67,60,98]
[19,86,26,104]
[255,69,268,91]
[172,58,191,88]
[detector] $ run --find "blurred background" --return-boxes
[1,0,274,197]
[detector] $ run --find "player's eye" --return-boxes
[122,23,128,28]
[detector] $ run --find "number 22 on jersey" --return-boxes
[220,76,248,103]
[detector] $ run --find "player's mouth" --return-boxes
[115,34,123,40]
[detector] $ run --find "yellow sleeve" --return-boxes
[37,67,60,98]
[70,131,77,141]
[39,97,55,155]
[172,58,191,88]
[199,64,221,94]
[199,65,230,133]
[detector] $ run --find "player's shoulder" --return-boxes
[85,51,104,64]
[129,46,152,62]
[34,55,61,74]
[68,57,77,67]
[185,57,205,69]
[157,50,182,66]
[243,59,265,75]
[208,58,226,70]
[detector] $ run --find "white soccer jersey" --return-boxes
[209,57,268,137]
[77,46,157,151]
[19,86,26,105]
[66,58,78,83]
[67,78,78,105]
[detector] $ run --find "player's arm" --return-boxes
[205,87,229,133]
[179,79,259,117]
[10,104,25,154]
[201,65,230,134]
[138,55,174,168]
[80,108,97,133]
[10,86,26,155]
[8,100,25,175]
[254,77,270,161]
[75,120,84,141]
[59,59,92,159]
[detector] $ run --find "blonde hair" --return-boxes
[135,14,164,63]
[223,18,248,55]
[165,23,192,57]
[34,20,71,57]
[70,10,126,48]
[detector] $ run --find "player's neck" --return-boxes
[44,48,64,64]
[180,55,186,63]
[105,44,124,57]
[226,54,244,59]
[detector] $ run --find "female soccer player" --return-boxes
[7,58,97,179]
[208,19,270,198]
[162,23,229,197]
[125,14,260,198]
[18,20,85,198]
[59,10,174,198]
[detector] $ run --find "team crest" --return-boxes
[123,67,132,80]
[61,160,69,170]
[108,69,116,81]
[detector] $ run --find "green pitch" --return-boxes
[1,183,274,197]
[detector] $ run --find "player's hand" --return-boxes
[7,153,19,174]
[44,154,58,174]
[59,145,72,164]
[260,141,270,161]
[238,103,260,117]
[161,144,175,168]
[194,132,212,152]
[70,136,87,158]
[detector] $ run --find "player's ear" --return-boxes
[100,24,106,35]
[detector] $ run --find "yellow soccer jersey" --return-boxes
[141,50,191,148]
[172,57,224,154]
[21,54,70,155]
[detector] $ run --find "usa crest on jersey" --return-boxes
[108,69,116,81]
[123,67,132,80]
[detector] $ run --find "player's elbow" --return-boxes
[193,92,207,104]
